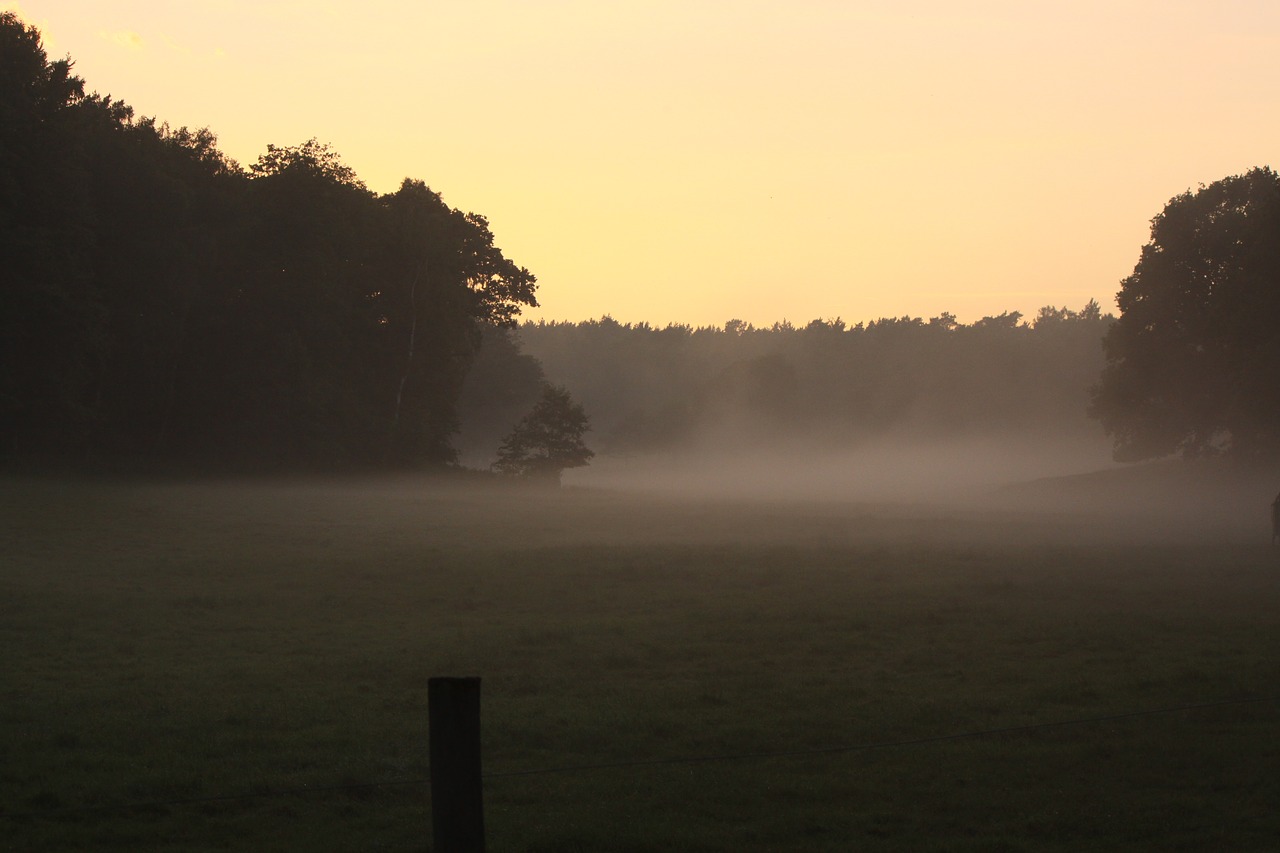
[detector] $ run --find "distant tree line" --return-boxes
[475,164,1280,467]
[500,304,1114,456]
[0,13,535,472]
[8,12,1274,474]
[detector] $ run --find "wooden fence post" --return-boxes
[429,677,485,853]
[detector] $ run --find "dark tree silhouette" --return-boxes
[0,12,102,457]
[516,303,1112,454]
[0,13,537,472]
[455,326,547,466]
[493,384,593,484]
[375,178,537,464]
[1091,168,1280,461]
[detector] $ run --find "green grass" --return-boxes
[1,475,1278,851]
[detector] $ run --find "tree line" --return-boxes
[461,167,1280,468]
[1,13,535,472]
[5,12,1277,475]
[471,305,1113,460]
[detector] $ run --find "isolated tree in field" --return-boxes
[1090,167,1280,461]
[493,385,593,484]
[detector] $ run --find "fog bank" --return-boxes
[565,434,1117,504]
[562,436,1279,544]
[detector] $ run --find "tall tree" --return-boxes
[85,119,245,461]
[375,179,538,464]
[203,139,382,465]
[0,12,102,458]
[0,13,539,471]
[1091,168,1280,461]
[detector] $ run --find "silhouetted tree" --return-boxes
[1091,168,1280,461]
[493,384,593,484]
[0,13,538,472]
[0,12,103,458]
[375,179,537,465]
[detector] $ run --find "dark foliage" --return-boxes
[1091,167,1280,462]
[0,14,536,471]
[517,304,1112,454]
[455,325,548,466]
[492,384,593,484]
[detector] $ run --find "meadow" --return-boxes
[1,473,1278,851]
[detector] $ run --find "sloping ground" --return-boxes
[984,458,1280,543]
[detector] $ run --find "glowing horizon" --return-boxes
[7,1,1278,328]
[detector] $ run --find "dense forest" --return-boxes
[1,13,535,471]
[4,11,1189,477]
[453,305,1113,466]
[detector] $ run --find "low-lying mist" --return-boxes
[561,430,1278,543]
[566,432,1116,504]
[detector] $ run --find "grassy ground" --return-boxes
[1,474,1278,851]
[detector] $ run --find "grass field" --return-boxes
[2,473,1278,851]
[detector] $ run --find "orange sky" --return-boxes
[8,1,1278,328]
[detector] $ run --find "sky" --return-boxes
[7,1,1278,328]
